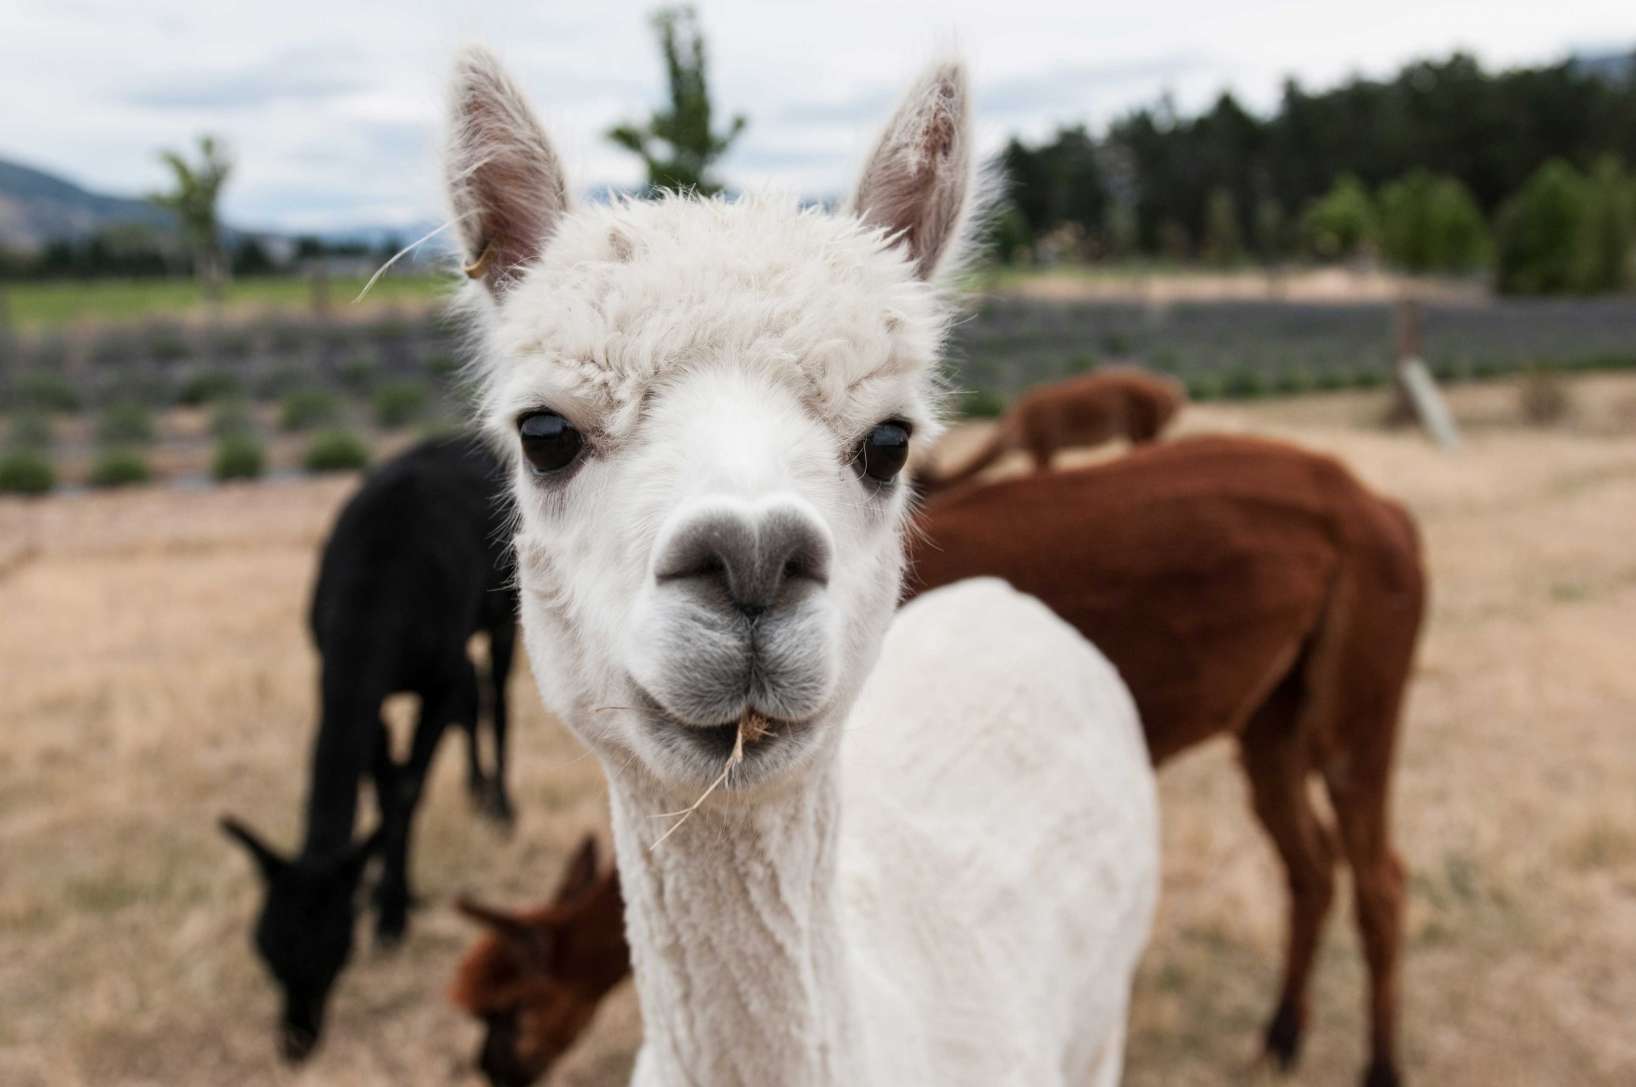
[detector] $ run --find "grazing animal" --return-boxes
[907,434,1426,1087]
[920,368,1185,492]
[444,47,1159,1087]
[451,835,629,1087]
[221,434,519,1061]
[445,434,1424,1086]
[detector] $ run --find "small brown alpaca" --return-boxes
[450,836,628,1087]
[906,434,1425,1087]
[920,368,1186,493]
[449,434,1423,1087]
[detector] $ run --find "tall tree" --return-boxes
[608,6,747,194]
[151,135,232,298]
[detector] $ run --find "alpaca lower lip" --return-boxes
[629,685,806,761]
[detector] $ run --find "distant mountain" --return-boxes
[1571,48,1636,84]
[0,156,176,252]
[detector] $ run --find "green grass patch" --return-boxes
[212,432,265,481]
[87,448,151,488]
[303,429,370,473]
[7,275,446,328]
[279,388,343,432]
[0,450,55,495]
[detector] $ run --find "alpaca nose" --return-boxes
[655,503,831,619]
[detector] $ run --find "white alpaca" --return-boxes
[443,46,1159,1086]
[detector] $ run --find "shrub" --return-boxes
[1302,175,1379,260]
[210,330,254,362]
[94,402,156,446]
[372,380,428,429]
[303,429,370,473]
[177,368,244,407]
[147,326,193,362]
[1495,161,1589,295]
[0,450,55,495]
[279,388,343,432]
[88,449,151,488]
[1379,170,1489,273]
[1222,367,1268,399]
[208,399,256,439]
[1202,187,1242,267]
[212,432,266,480]
[1314,367,1351,392]
[958,388,1007,418]
[1572,157,1634,293]
[338,356,378,393]
[1271,368,1314,396]
[424,352,462,382]
[1519,369,1573,426]
[1184,372,1223,402]
[256,366,306,400]
[16,371,81,413]
[8,411,53,452]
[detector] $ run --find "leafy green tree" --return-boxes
[1495,160,1589,294]
[1378,170,1489,273]
[608,6,746,194]
[1301,175,1379,260]
[151,135,232,298]
[1202,187,1242,266]
[1573,156,1634,292]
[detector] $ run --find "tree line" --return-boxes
[994,51,1636,292]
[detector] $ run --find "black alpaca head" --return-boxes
[220,816,381,1062]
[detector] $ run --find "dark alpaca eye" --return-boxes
[518,411,584,475]
[855,420,911,483]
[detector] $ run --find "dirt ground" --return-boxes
[2,372,1633,1086]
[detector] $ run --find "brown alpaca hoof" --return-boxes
[1263,1001,1305,1070]
[1362,1059,1401,1087]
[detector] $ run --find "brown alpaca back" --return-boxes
[905,434,1424,1085]
[924,369,1186,493]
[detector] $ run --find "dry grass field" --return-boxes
[2,372,1633,1086]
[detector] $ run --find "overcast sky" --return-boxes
[4,0,1634,232]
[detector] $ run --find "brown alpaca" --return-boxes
[450,435,1423,1087]
[922,369,1186,492]
[450,835,628,1087]
[906,434,1425,1087]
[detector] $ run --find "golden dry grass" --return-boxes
[3,373,1634,1085]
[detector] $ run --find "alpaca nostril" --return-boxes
[656,504,831,619]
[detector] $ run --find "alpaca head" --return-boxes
[219,816,380,1061]
[445,49,977,794]
[450,835,628,1087]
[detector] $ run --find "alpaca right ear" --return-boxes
[851,60,973,281]
[220,815,288,882]
[444,45,569,298]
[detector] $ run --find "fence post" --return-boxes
[1394,296,1461,450]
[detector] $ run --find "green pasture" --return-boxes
[2,274,447,328]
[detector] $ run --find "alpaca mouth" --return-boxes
[629,683,810,765]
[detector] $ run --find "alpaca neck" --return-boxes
[605,757,864,1087]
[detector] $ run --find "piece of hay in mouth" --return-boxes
[649,710,771,850]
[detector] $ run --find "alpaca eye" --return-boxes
[856,420,911,483]
[518,411,584,475]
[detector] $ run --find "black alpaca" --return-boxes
[221,434,518,1061]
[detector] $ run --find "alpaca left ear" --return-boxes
[444,45,569,298]
[851,60,973,281]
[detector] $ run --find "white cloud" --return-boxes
[0,0,1631,231]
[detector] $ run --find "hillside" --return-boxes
[0,156,174,252]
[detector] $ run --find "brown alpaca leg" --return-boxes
[1238,677,1339,1072]
[1324,756,1406,1087]
[1023,427,1055,472]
